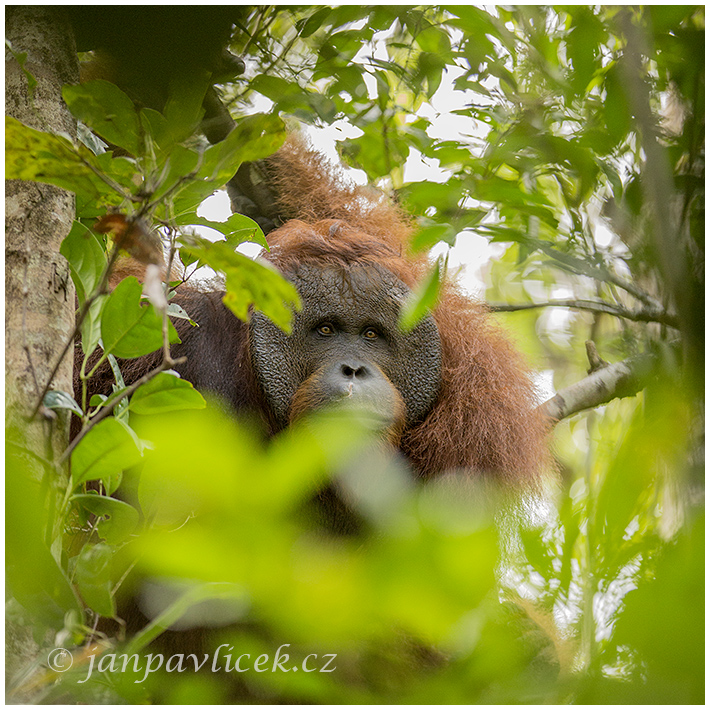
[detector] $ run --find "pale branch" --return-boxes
[488,299,679,328]
[538,352,656,423]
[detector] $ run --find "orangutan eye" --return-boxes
[316,323,335,336]
[363,327,379,340]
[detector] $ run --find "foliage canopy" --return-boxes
[5,5,704,704]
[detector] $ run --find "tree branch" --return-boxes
[489,299,679,328]
[538,351,656,423]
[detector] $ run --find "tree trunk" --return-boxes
[5,7,78,456]
[5,8,79,698]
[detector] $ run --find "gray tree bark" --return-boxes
[5,7,78,456]
[5,8,78,699]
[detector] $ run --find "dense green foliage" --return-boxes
[6,6,704,704]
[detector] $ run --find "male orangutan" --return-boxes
[84,138,548,488]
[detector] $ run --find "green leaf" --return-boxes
[410,221,458,252]
[44,390,83,418]
[71,417,142,492]
[327,65,368,100]
[163,70,209,145]
[150,144,200,202]
[181,238,300,333]
[74,543,116,618]
[60,221,107,304]
[415,24,452,55]
[167,302,198,326]
[566,7,605,93]
[175,212,268,249]
[417,52,446,99]
[602,63,631,144]
[298,7,332,37]
[399,257,445,332]
[5,116,112,202]
[166,114,286,217]
[199,113,286,185]
[72,494,140,545]
[101,277,180,359]
[63,80,141,156]
[139,108,169,153]
[6,40,37,94]
[7,452,84,630]
[80,294,107,357]
[129,372,206,415]
[107,352,126,389]
[250,74,303,102]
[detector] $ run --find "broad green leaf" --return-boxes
[251,74,303,102]
[44,390,83,418]
[175,212,268,249]
[410,221,457,252]
[101,277,180,359]
[5,116,111,202]
[198,113,286,185]
[150,144,200,202]
[566,7,605,93]
[60,221,107,303]
[327,65,368,101]
[63,80,141,156]
[163,69,209,145]
[181,238,300,332]
[129,371,206,415]
[72,494,140,545]
[602,62,632,144]
[222,259,298,333]
[414,24,451,55]
[399,257,445,332]
[417,52,446,99]
[139,107,169,153]
[298,7,332,37]
[166,114,286,216]
[400,179,464,217]
[71,417,142,491]
[74,543,116,618]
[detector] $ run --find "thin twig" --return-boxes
[78,153,141,204]
[488,298,679,328]
[58,354,187,468]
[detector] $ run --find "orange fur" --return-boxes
[258,139,549,482]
